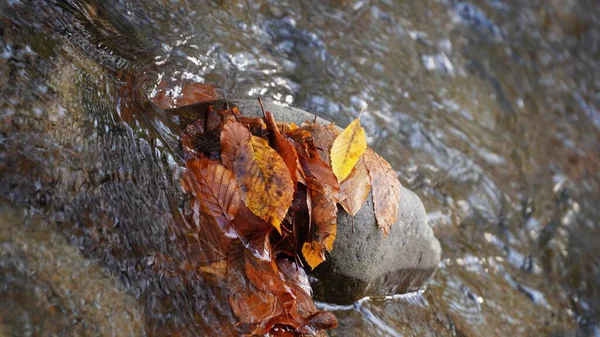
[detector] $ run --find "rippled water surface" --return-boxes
[1,0,599,336]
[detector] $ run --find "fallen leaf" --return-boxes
[301,122,339,164]
[330,117,367,182]
[307,178,337,248]
[198,260,227,282]
[227,243,284,328]
[152,81,218,109]
[265,111,299,186]
[364,149,401,235]
[233,136,294,233]
[298,155,339,193]
[186,205,232,264]
[322,224,336,253]
[183,157,240,236]
[338,157,371,216]
[301,241,325,270]
[181,119,220,159]
[220,120,251,169]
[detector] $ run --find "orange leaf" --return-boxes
[338,157,371,216]
[302,241,326,270]
[265,111,299,186]
[233,136,294,233]
[220,120,251,169]
[183,157,240,235]
[364,149,401,235]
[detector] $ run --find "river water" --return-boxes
[1,0,599,336]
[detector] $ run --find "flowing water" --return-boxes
[1,0,599,336]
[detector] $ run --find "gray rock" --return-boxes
[227,99,442,304]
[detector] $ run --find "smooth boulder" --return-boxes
[229,99,442,304]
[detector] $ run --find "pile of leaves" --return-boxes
[178,100,401,335]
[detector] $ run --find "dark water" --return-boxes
[1,0,599,336]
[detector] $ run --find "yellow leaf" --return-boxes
[323,224,336,252]
[330,118,367,182]
[302,241,326,270]
[233,136,294,234]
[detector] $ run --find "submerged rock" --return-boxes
[0,203,146,337]
[229,99,441,304]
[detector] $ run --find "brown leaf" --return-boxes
[181,119,220,159]
[233,136,294,233]
[227,243,283,328]
[265,111,299,186]
[338,157,371,216]
[301,122,339,164]
[299,155,339,193]
[307,311,338,331]
[152,81,218,109]
[186,206,232,265]
[183,157,240,236]
[364,149,401,235]
[307,178,337,247]
[220,120,251,169]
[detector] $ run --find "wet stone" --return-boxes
[0,203,147,337]
[229,99,442,304]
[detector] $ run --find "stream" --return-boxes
[1,0,599,336]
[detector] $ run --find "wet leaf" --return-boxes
[301,241,325,270]
[233,136,294,234]
[364,149,401,235]
[181,119,220,159]
[307,311,339,331]
[330,117,367,182]
[307,178,337,250]
[152,81,218,109]
[298,155,339,193]
[227,243,284,329]
[265,111,299,186]
[338,157,371,216]
[183,157,240,235]
[198,260,227,282]
[220,120,251,169]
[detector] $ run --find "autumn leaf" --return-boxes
[364,149,401,235]
[330,117,367,182]
[301,121,339,165]
[181,119,221,158]
[301,178,337,269]
[307,178,337,248]
[152,80,218,109]
[302,241,325,270]
[233,135,294,234]
[338,157,371,216]
[220,120,251,169]
[183,157,240,236]
[198,260,227,282]
[265,111,299,186]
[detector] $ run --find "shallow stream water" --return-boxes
[1,0,599,336]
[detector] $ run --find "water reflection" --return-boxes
[1,0,599,336]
